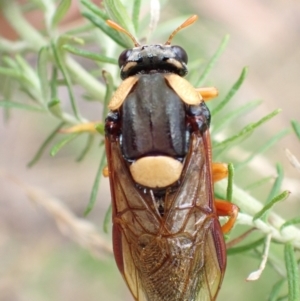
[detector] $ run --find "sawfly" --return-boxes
[104,15,238,301]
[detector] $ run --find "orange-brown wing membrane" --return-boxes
[105,129,226,301]
[159,132,226,301]
[105,137,160,300]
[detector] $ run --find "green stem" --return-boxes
[65,57,106,100]
[216,181,300,248]
[0,38,31,52]
[0,0,45,50]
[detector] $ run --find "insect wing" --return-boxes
[161,131,226,301]
[105,129,226,301]
[105,136,160,301]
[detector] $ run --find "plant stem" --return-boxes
[0,0,45,49]
[65,56,106,99]
[216,181,300,248]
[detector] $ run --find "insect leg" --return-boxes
[102,166,109,177]
[212,163,228,182]
[195,87,218,101]
[215,199,238,234]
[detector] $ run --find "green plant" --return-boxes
[1,0,299,301]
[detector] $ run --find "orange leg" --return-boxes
[102,166,109,177]
[215,199,239,234]
[195,87,219,101]
[212,163,228,182]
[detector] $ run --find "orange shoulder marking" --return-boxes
[108,76,139,110]
[164,73,202,105]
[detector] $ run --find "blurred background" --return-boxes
[1,0,300,300]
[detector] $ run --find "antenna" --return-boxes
[106,20,140,47]
[165,15,198,45]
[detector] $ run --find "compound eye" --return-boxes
[118,49,131,68]
[171,45,188,64]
